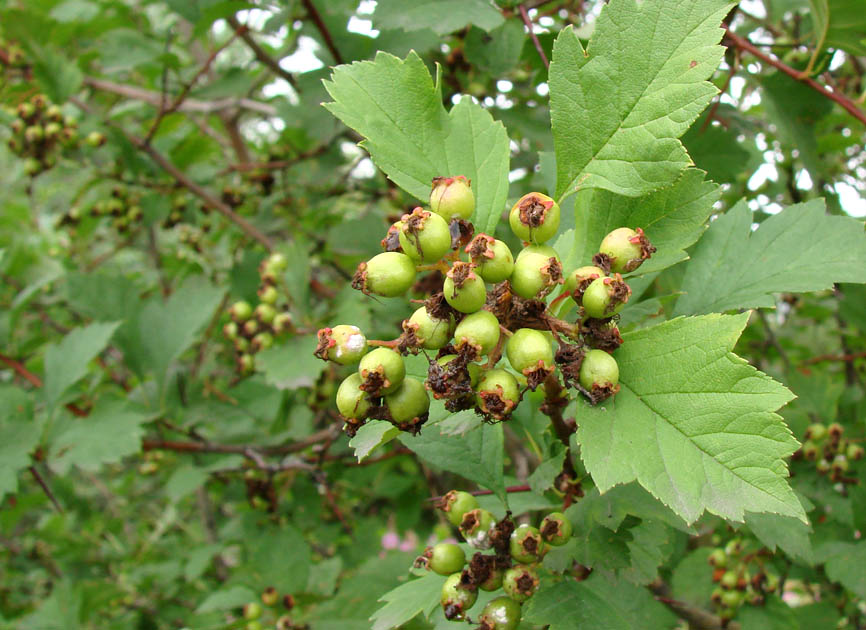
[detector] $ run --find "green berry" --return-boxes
[478,596,521,630]
[806,423,828,441]
[430,175,475,221]
[231,300,253,322]
[509,192,560,244]
[581,275,631,318]
[24,125,44,143]
[261,587,279,607]
[719,571,738,590]
[724,538,743,557]
[764,572,780,592]
[475,369,520,420]
[506,328,553,377]
[315,325,367,365]
[515,244,558,262]
[85,131,106,147]
[443,262,487,313]
[272,312,293,335]
[265,252,288,273]
[440,490,479,527]
[579,349,619,402]
[234,337,251,353]
[223,321,239,340]
[832,454,849,473]
[847,443,865,460]
[428,542,466,575]
[801,440,819,460]
[509,524,546,564]
[509,251,563,299]
[244,602,263,620]
[245,622,262,630]
[398,207,452,263]
[453,310,501,358]
[817,458,831,474]
[385,377,430,427]
[336,373,371,420]
[466,234,514,283]
[355,252,417,297]
[598,227,655,274]
[459,508,496,549]
[502,565,539,603]
[251,332,274,352]
[564,265,606,303]
[242,319,260,337]
[255,303,277,325]
[440,572,477,620]
[258,285,279,305]
[720,589,743,608]
[717,607,737,622]
[707,548,727,568]
[358,347,405,395]
[407,307,453,350]
[540,512,572,546]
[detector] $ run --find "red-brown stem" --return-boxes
[519,5,549,70]
[301,0,344,64]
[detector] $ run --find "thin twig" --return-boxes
[226,15,298,87]
[428,484,533,502]
[29,466,64,513]
[519,5,549,70]
[649,580,740,630]
[724,27,866,126]
[141,425,342,457]
[301,0,344,64]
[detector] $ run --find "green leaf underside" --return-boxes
[675,199,866,316]
[566,168,720,276]
[815,541,866,598]
[399,420,506,502]
[323,51,510,234]
[577,313,805,525]
[370,572,445,630]
[550,0,733,201]
[524,573,677,630]
[746,511,814,564]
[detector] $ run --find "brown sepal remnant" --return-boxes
[524,361,556,391]
[507,296,548,330]
[570,273,600,303]
[485,282,514,323]
[401,207,429,257]
[541,517,564,542]
[381,223,402,252]
[351,261,369,294]
[514,569,540,597]
[465,233,495,261]
[427,353,473,400]
[282,594,295,611]
[585,318,623,352]
[313,328,335,360]
[585,382,620,405]
[592,252,612,274]
[447,261,476,289]
[425,291,457,321]
[543,256,564,285]
[359,368,390,398]
[477,386,517,422]
[712,568,726,583]
[342,417,365,438]
[412,270,444,295]
[392,411,428,435]
[488,514,515,554]
[517,194,554,228]
[555,343,586,389]
[630,227,657,269]
[398,321,423,354]
[606,274,631,310]
[449,218,475,250]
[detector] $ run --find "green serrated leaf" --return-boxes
[739,595,801,630]
[746,511,814,565]
[44,321,121,410]
[31,47,83,103]
[399,420,506,502]
[370,572,445,630]
[671,547,716,609]
[577,313,805,524]
[195,585,257,613]
[256,335,325,390]
[524,573,678,630]
[815,541,866,597]
[550,0,733,201]
[528,444,565,493]
[0,386,38,500]
[374,0,503,34]
[622,519,677,585]
[350,420,399,462]
[675,199,866,316]
[48,401,155,475]
[323,52,510,234]
[566,168,720,276]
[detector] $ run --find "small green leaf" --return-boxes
[256,335,325,390]
[528,445,565,493]
[195,585,257,613]
[815,541,866,598]
[374,0,504,34]
[0,386,38,500]
[577,313,805,524]
[370,572,446,630]
[44,321,121,410]
[746,511,814,565]
[350,420,399,462]
[323,52,510,234]
[399,420,506,502]
[675,199,866,316]
[550,0,733,201]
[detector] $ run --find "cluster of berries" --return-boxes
[315,175,655,436]
[794,422,863,483]
[242,587,304,630]
[4,94,102,177]
[0,37,26,68]
[707,538,780,622]
[419,490,572,628]
[224,253,294,374]
[79,185,143,233]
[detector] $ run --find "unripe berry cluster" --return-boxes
[794,421,863,483]
[315,175,656,435]
[224,253,294,374]
[0,37,26,68]
[417,489,573,626]
[3,94,92,177]
[241,587,304,630]
[706,537,780,621]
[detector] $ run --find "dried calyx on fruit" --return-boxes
[317,175,655,434]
